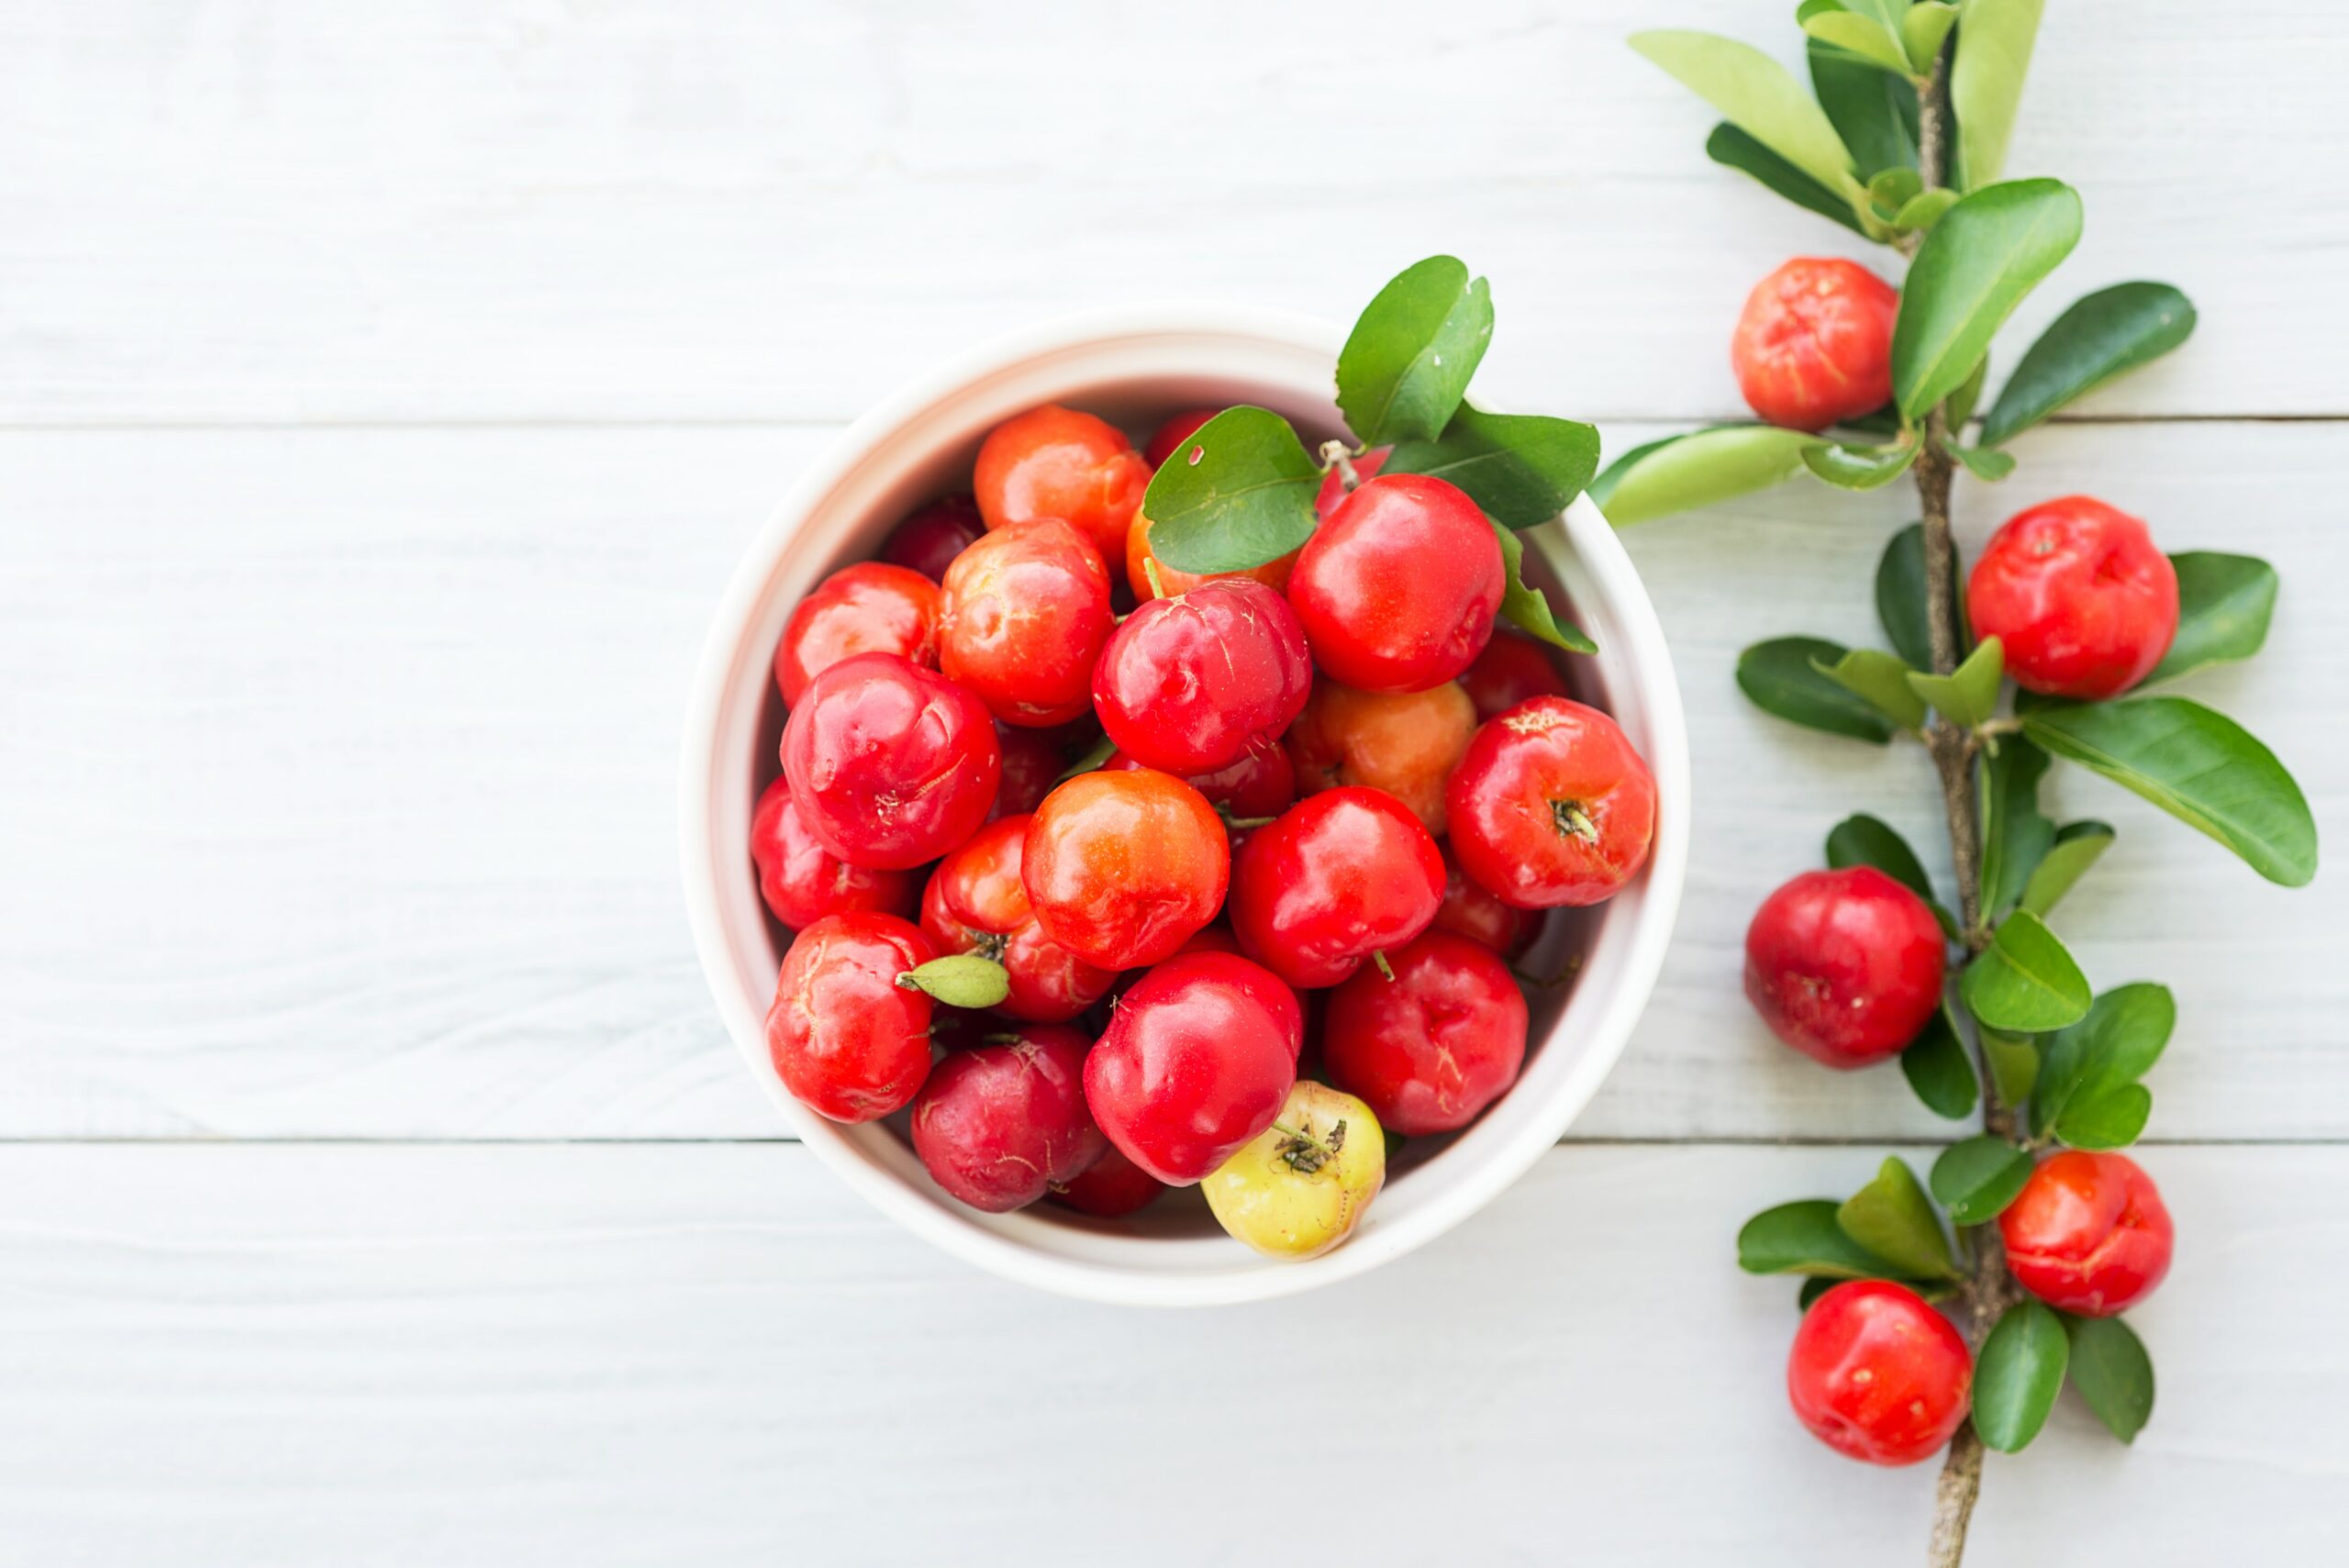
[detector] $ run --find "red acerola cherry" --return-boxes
[1287,473,1504,694]
[879,495,986,584]
[1229,786,1446,989]
[1092,579,1312,775]
[749,776,916,930]
[1022,769,1230,971]
[1446,697,1657,909]
[780,652,1001,871]
[1431,845,1538,958]
[1787,1281,1973,1467]
[1083,951,1301,1184]
[1311,445,1389,520]
[1049,1141,1167,1218]
[989,724,1068,821]
[919,815,1117,1024]
[910,1024,1107,1212]
[1998,1151,2175,1317]
[1743,866,1945,1069]
[938,518,1115,728]
[1143,408,1222,469]
[973,404,1152,563]
[765,912,937,1123]
[1285,679,1475,836]
[1967,496,2180,700]
[772,562,941,707]
[1104,741,1297,821]
[1731,257,1899,432]
[1323,930,1529,1135]
[1461,629,1570,723]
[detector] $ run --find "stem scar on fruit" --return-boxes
[1273,1118,1347,1174]
[1551,799,1598,842]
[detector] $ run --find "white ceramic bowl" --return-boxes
[681,305,1689,1306]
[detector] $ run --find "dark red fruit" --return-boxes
[1323,930,1528,1134]
[749,776,916,930]
[780,652,1001,870]
[880,495,985,584]
[1446,697,1656,908]
[1143,408,1221,469]
[910,1025,1106,1212]
[1787,1281,1972,1466]
[1050,1142,1167,1218]
[1229,786,1446,989]
[1967,495,2180,700]
[1431,845,1537,958]
[938,518,1115,728]
[1022,769,1230,971]
[764,912,936,1123]
[1461,629,1570,723]
[1092,579,1312,775]
[1288,473,1503,694]
[1998,1151,2175,1318]
[1731,258,1898,433]
[1744,866,1946,1069]
[990,725,1070,821]
[772,562,941,707]
[920,816,1117,1024]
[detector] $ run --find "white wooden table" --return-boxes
[5,4,2343,1561]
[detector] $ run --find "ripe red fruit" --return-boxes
[1744,866,1946,1069]
[780,651,1001,870]
[1967,495,2181,700]
[1446,697,1657,909]
[772,562,941,707]
[1022,769,1230,971]
[973,404,1152,562]
[1083,951,1301,1184]
[1998,1151,2175,1317]
[1287,473,1504,693]
[1050,1141,1167,1218]
[1460,629,1570,723]
[1731,257,1898,432]
[1092,579,1312,775]
[919,816,1117,1024]
[1312,445,1389,520]
[1142,408,1221,469]
[1229,786,1446,989]
[1103,741,1297,821]
[1285,679,1476,836]
[1322,930,1529,1134]
[910,1025,1107,1212]
[1127,509,1299,602]
[765,912,937,1123]
[938,518,1115,728]
[988,725,1069,821]
[748,776,916,930]
[879,495,985,584]
[1431,845,1538,958]
[1787,1281,1973,1467]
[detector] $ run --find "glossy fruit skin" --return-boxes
[1230,786,1446,989]
[1084,951,1302,1184]
[1126,509,1298,601]
[1312,445,1389,520]
[772,562,941,707]
[1106,742,1297,822]
[1201,1079,1386,1259]
[1967,496,2180,700]
[1288,473,1504,694]
[1286,679,1475,836]
[1446,697,1657,909]
[1022,769,1230,971]
[988,725,1068,821]
[919,816,1117,1024]
[1049,1141,1166,1218]
[1787,1281,1973,1466]
[1731,258,1899,432]
[1431,845,1537,958]
[1323,930,1528,1135]
[910,1025,1107,1213]
[765,912,937,1123]
[1744,866,1946,1069]
[780,652,1002,871]
[749,776,916,930]
[938,519,1115,728]
[880,495,985,584]
[1461,630,1570,723]
[1998,1151,2175,1317]
[973,404,1152,563]
[1093,579,1312,775]
[1142,408,1221,469]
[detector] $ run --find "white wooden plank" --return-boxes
[1,1142,2339,1564]
[2,421,2340,1141]
[3,0,2343,424]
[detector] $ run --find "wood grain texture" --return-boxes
[2,1142,2341,1566]
[3,0,2343,425]
[3,422,2339,1141]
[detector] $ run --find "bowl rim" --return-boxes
[679,302,1690,1306]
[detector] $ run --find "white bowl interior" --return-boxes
[681,307,1690,1305]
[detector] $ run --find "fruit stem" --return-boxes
[1142,556,1166,600]
[1551,798,1599,843]
[1372,949,1395,982]
[1319,439,1364,494]
[1271,1118,1347,1174]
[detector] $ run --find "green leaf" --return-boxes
[2145,552,2277,685]
[896,953,1010,1010]
[1901,1006,1979,1120]
[2021,697,2319,887]
[1738,637,1898,743]
[1489,522,1597,655]
[1876,522,1958,671]
[1951,0,2046,189]
[1975,1300,2069,1452]
[2018,820,2115,917]
[1800,9,1914,76]
[1981,1027,2040,1106]
[1802,438,1920,491]
[1139,406,1322,573]
[1836,1157,1959,1281]
[2056,1084,2153,1151]
[1952,443,2018,481]
[2065,1313,2155,1442]
[1825,813,1935,900]
[1945,355,1991,434]
[1739,1199,1909,1279]
[1980,283,2198,446]
[1892,179,2083,420]
[2032,983,2174,1140]
[1978,736,2055,917]
[1906,634,2003,729]
[1334,256,1494,448]
[1705,122,1870,236]
[1963,909,2091,1032]
[1900,1,1958,72]
[1930,1135,2033,1224]
[1808,38,1919,178]
[1865,166,1923,220]
[1383,405,1600,529]
[1815,650,1928,730]
[1594,425,1823,525]
[1631,31,1859,198]
[1891,186,1959,235]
